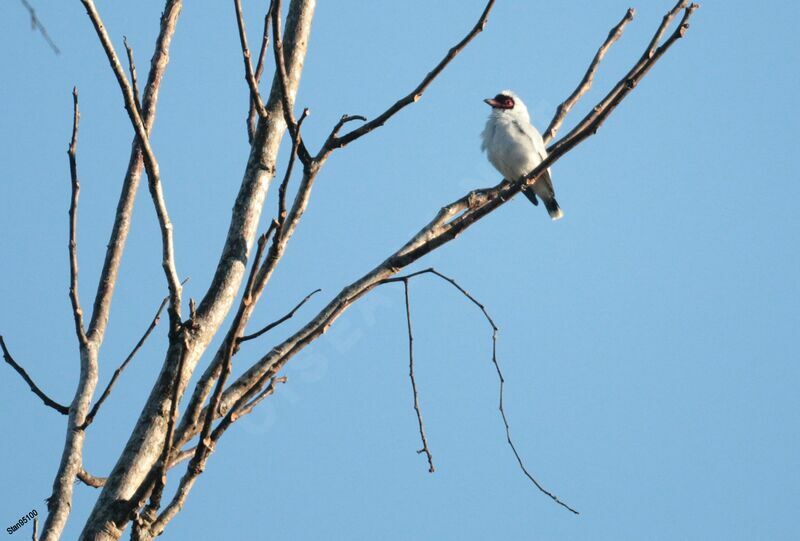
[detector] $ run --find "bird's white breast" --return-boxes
[482,115,543,182]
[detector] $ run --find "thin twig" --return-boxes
[67,87,88,347]
[19,0,59,54]
[542,8,635,144]
[233,0,268,118]
[277,107,310,231]
[31,516,38,541]
[234,375,287,418]
[384,268,578,514]
[238,287,321,343]
[81,296,169,429]
[326,0,496,151]
[123,37,144,121]
[0,336,68,414]
[321,114,367,150]
[402,280,435,473]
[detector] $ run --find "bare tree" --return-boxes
[2,1,699,539]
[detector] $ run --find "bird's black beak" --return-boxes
[484,98,501,108]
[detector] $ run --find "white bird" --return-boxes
[481,90,563,220]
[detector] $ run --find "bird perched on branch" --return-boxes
[481,90,563,220]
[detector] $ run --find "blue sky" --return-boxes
[1,1,798,539]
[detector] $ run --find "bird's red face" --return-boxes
[484,93,515,110]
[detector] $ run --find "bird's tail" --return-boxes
[543,196,564,221]
[521,186,539,206]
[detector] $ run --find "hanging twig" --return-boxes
[402,280,435,473]
[384,268,578,513]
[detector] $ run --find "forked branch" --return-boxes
[385,269,578,513]
[81,0,183,325]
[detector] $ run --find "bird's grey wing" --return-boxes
[512,119,547,161]
[512,119,555,195]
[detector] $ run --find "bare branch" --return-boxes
[234,0,268,119]
[0,336,69,415]
[326,0,496,151]
[238,287,320,344]
[81,0,183,325]
[32,516,38,541]
[402,280,435,473]
[542,8,635,144]
[77,469,106,489]
[81,296,169,429]
[67,87,88,347]
[646,0,689,59]
[387,268,577,513]
[19,0,60,54]
[123,37,144,120]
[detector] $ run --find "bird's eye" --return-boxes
[491,93,514,109]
